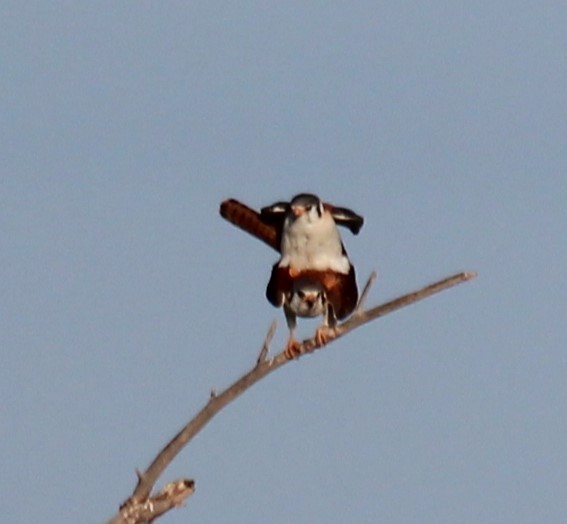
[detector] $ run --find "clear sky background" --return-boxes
[2,2,566,523]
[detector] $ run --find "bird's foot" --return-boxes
[284,337,302,360]
[314,325,335,347]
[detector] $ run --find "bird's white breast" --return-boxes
[279,213,350,274]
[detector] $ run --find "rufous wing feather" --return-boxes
[220,199,281,252]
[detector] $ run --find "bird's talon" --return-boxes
[315,326,335,347]
[284,338,302,360]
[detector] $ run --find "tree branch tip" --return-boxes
[158,478,196,498]
[463,271,478,280]
[184,479,196,490]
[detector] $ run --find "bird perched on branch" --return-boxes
[220,193,363,358]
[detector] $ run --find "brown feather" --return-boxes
[266,265,358,319]
[219,199,281,252]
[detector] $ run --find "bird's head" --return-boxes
[288,193,324,225]
[287,278,327,318]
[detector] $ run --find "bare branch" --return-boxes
[106,271,476,523]
[108,479,195,524]
[338,271,478,335]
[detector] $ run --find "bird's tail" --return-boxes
[219,199,280,252]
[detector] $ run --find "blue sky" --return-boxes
[2,2,566,523]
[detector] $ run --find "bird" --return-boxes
[220,193,363,358]
[282,276,335,348]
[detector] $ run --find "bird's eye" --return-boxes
[298,290,305,299]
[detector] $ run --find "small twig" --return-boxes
[107,270,476,523]
[355,271,377,314]
[257,320,277,364]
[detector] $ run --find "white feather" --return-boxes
[278,208,351,274]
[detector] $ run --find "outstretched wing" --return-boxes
[324,204,364,235]
[219,199,281,252]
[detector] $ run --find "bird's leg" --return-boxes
[314,304,338,347]
[283,305,302,359]
[284,333,302,360]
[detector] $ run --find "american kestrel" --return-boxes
[220,193,363,358]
